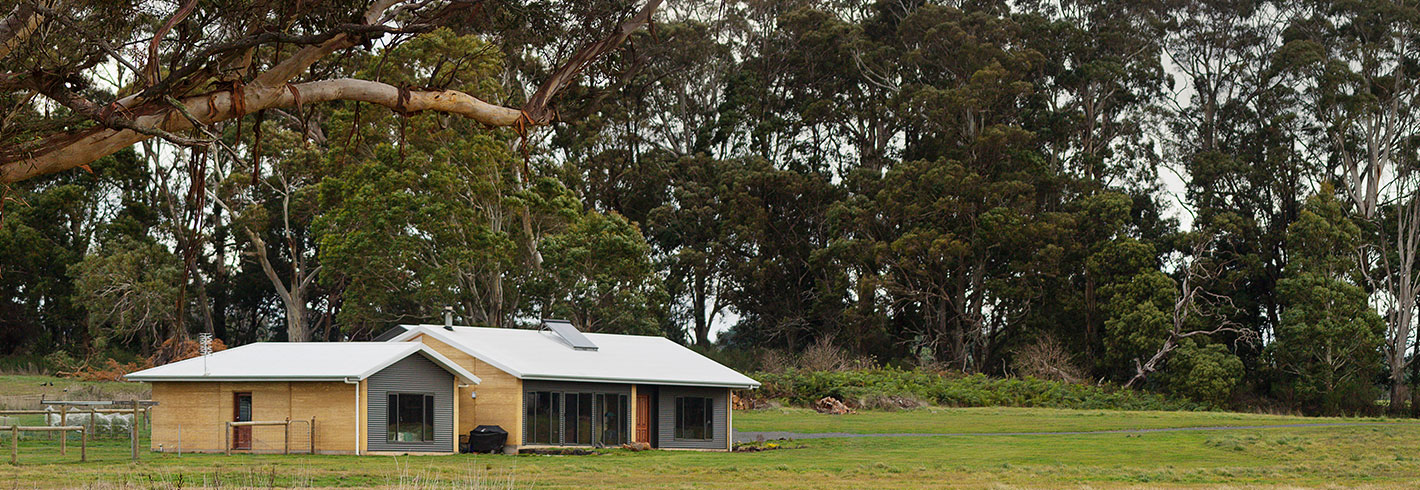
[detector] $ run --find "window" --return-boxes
[387,393,434,443]
[674,397,713,440]
[564,393,594,445]
[524,390,627,446]
[524,391,562,444]
[597,393,628,446]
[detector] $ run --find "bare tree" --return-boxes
[1124,239,1258,389]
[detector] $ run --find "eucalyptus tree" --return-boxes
[0,0,665,344]
[1014,0,1173,364]
[1161,0,1314,382]
[1282,0,1420,410]
[1272,186,1386,413]
[0,0,664,182]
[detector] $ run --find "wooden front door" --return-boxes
[634,393,651,443]
[233,392,252,450]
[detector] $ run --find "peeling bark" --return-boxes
[1,79,525,183]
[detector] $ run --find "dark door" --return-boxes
[635,393,651,443]
[233,392,252,450]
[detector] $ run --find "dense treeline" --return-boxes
[1,0,1417,415]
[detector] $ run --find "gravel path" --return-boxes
[733,422,1419,443]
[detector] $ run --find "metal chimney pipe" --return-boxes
[443,306,454,330]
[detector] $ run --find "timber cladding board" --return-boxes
[414,334,524,447]
[149,381,358,454]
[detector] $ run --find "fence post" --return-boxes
[310,417,316,454]
[284,417,290,455]
[80,426,87,462]
[225,422,231,456]
[10,425,17,465]
[59,406,67,455]
[130,400,139,461]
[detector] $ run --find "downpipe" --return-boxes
[345,377,360,455]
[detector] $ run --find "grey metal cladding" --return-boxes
[657,386,728,450]
[367,353,455,453]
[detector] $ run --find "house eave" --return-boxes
[123,375,362,382]
[520,374,760,389]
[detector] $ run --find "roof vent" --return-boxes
[542,319,597,351]
[443,306,454,331]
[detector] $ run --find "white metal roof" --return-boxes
[124,342,480,384]
[390,325,761,389]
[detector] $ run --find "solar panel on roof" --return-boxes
[543,319,598,351]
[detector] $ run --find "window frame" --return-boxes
[524,391,563,445]
[524,389,629,446]
[673,396,714,441]
[386,392,436,443]
[564,393,595,446]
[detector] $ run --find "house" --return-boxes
[125,342,480,455]
[386,320,761,452]
[126,320,759,454]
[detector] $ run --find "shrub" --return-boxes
[1159,343,1243,408]
[748,368,1204,411]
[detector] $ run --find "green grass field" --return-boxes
[3,375,1419,488]
[733,406,1405,434]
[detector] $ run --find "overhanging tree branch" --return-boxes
[0,0,666,184]
[0,0,54,60]
[520,0,664,124]
[1,78,526,182]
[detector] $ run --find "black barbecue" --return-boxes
[464,425,508,453]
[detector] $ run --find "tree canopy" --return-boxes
[3,0,1420,416]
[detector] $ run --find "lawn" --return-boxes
[0,374,149,411]
[0,407,1416,488]
[733,406,1405,434]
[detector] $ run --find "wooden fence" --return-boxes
[0,399,155,463]
[3,425,87,464]
[225,417,316,455]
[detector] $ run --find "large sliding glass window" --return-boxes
[387,393,435,443]
[564,393,594,445]
[674,397,713,440]
[524,391,561,444]
[524,390,627,446]
[597,394,628,446]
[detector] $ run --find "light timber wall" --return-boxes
[148,381,358,454]
[411,334,524,448]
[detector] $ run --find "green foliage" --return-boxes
[752,369,1204,412]
[1101,269,1176,377]
[534,210,667,335]
[1159,342,1244,407]
[69,237,182,351]
[10,0,1418,419]
[1271,187,1385,414]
